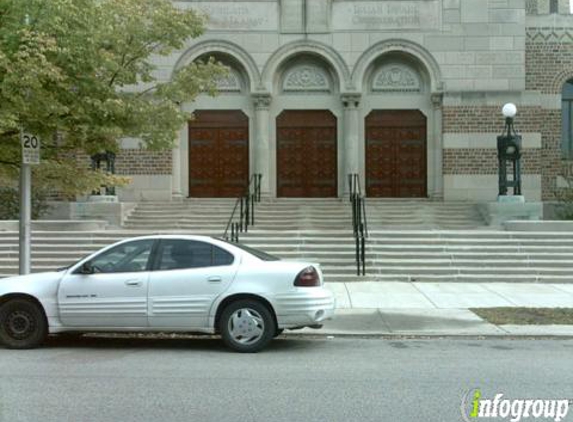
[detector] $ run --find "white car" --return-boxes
[0,235,335,352]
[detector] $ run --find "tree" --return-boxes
[0,0,226,198]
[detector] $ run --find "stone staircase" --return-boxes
[1,198,572,283]
[122,198,485,231]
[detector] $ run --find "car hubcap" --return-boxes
[228,308,264,345]
[5,310,35,340]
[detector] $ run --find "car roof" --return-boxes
[118,234,216,242]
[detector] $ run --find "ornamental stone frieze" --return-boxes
[372,64,421,93]
[282,65,331,92]
[527,28,573,43]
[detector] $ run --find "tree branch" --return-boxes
[0,129,20,138]
[108,35,135,87]
[0,160,19,168]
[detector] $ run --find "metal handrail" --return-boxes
[348,174,368,276]
[223,173,262,242]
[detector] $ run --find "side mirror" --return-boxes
[78,262,95,275]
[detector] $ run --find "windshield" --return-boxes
[219,239,280,261]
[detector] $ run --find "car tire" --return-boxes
[0,299,48,349]
[274,328,284,337]
[220,299,275,353]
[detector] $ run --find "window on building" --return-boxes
[562,80,573,158]
[550,0,558,13]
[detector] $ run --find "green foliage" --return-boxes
[0,187,49,220]
[0,0,227,195]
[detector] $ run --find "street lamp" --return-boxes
[497,103,522,196]
[90,151,116,196]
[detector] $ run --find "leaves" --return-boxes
[0,0,226,196]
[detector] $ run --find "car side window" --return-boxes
[157,240,234,270]
[85,239,154,274]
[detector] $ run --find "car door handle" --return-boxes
[125,279,143,286]
[207,276,222,283]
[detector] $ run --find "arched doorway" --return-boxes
[188,110,249,197]
[562,79,573,159]
[365,110,427,197]
[276,110,337,197]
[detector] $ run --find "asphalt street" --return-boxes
[1,335,573,422]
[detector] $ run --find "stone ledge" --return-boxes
[0,220,108,232]
[478,201,543,225]
[504,220,573,231]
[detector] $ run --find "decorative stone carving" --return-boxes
[372,64,421,93]
[431,93,443,109]
[341,93,361,108]
[252,93,272,110]
[527,27,573,43]
[215,69,242,92]
[282,65,330,92]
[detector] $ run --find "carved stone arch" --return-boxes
[550,69,573,95]
[261,40,351,93]
[352,39,443,93]
[172,40,261,93]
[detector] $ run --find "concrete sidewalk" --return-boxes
[300,282,573,337]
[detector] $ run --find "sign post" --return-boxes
[19,132,40,275]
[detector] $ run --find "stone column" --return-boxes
[171,135,183,201]
[252,93,272,197]
[431,93,444,201]
[341,94,362,196]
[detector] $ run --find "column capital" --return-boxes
[341,93,361,108]
[252,93,272,110]
[431,92,443,109]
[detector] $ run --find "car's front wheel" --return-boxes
[0,299,47,349]
[220,299,275,353]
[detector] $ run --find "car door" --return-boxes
[148,239,239,329]
[58,239,156,328]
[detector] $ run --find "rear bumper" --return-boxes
[273,286,336,329]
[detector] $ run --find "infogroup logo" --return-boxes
[461,389,571,422]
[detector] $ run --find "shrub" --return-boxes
[0,187,50,220]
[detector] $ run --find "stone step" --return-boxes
[4,228,573,238]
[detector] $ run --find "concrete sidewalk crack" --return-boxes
[343,282,354,309]
[411,282,440,309]
[376,309,394,333]
[481,283,519,306]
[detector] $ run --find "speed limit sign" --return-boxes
[21,132,41,165]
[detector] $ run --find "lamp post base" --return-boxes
[497,195,525,204]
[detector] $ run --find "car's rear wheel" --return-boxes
[0,299,47,349]
[220,299,275,353]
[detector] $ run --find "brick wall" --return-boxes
[114,149,172,175]
[524,27,573,198]
[526,36,573,94]
[443,106,546,133]
[443,149,542,175]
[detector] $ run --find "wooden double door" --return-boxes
[188,110,249,197]
[365,110,427,198]
[276,110,337,197]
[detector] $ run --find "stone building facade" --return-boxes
[113,0,573,203]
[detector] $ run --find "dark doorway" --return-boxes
[365,110,427,198]
[188,110,249,197]
[276,110,337,197]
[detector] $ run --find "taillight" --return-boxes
[294,266,320,287]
